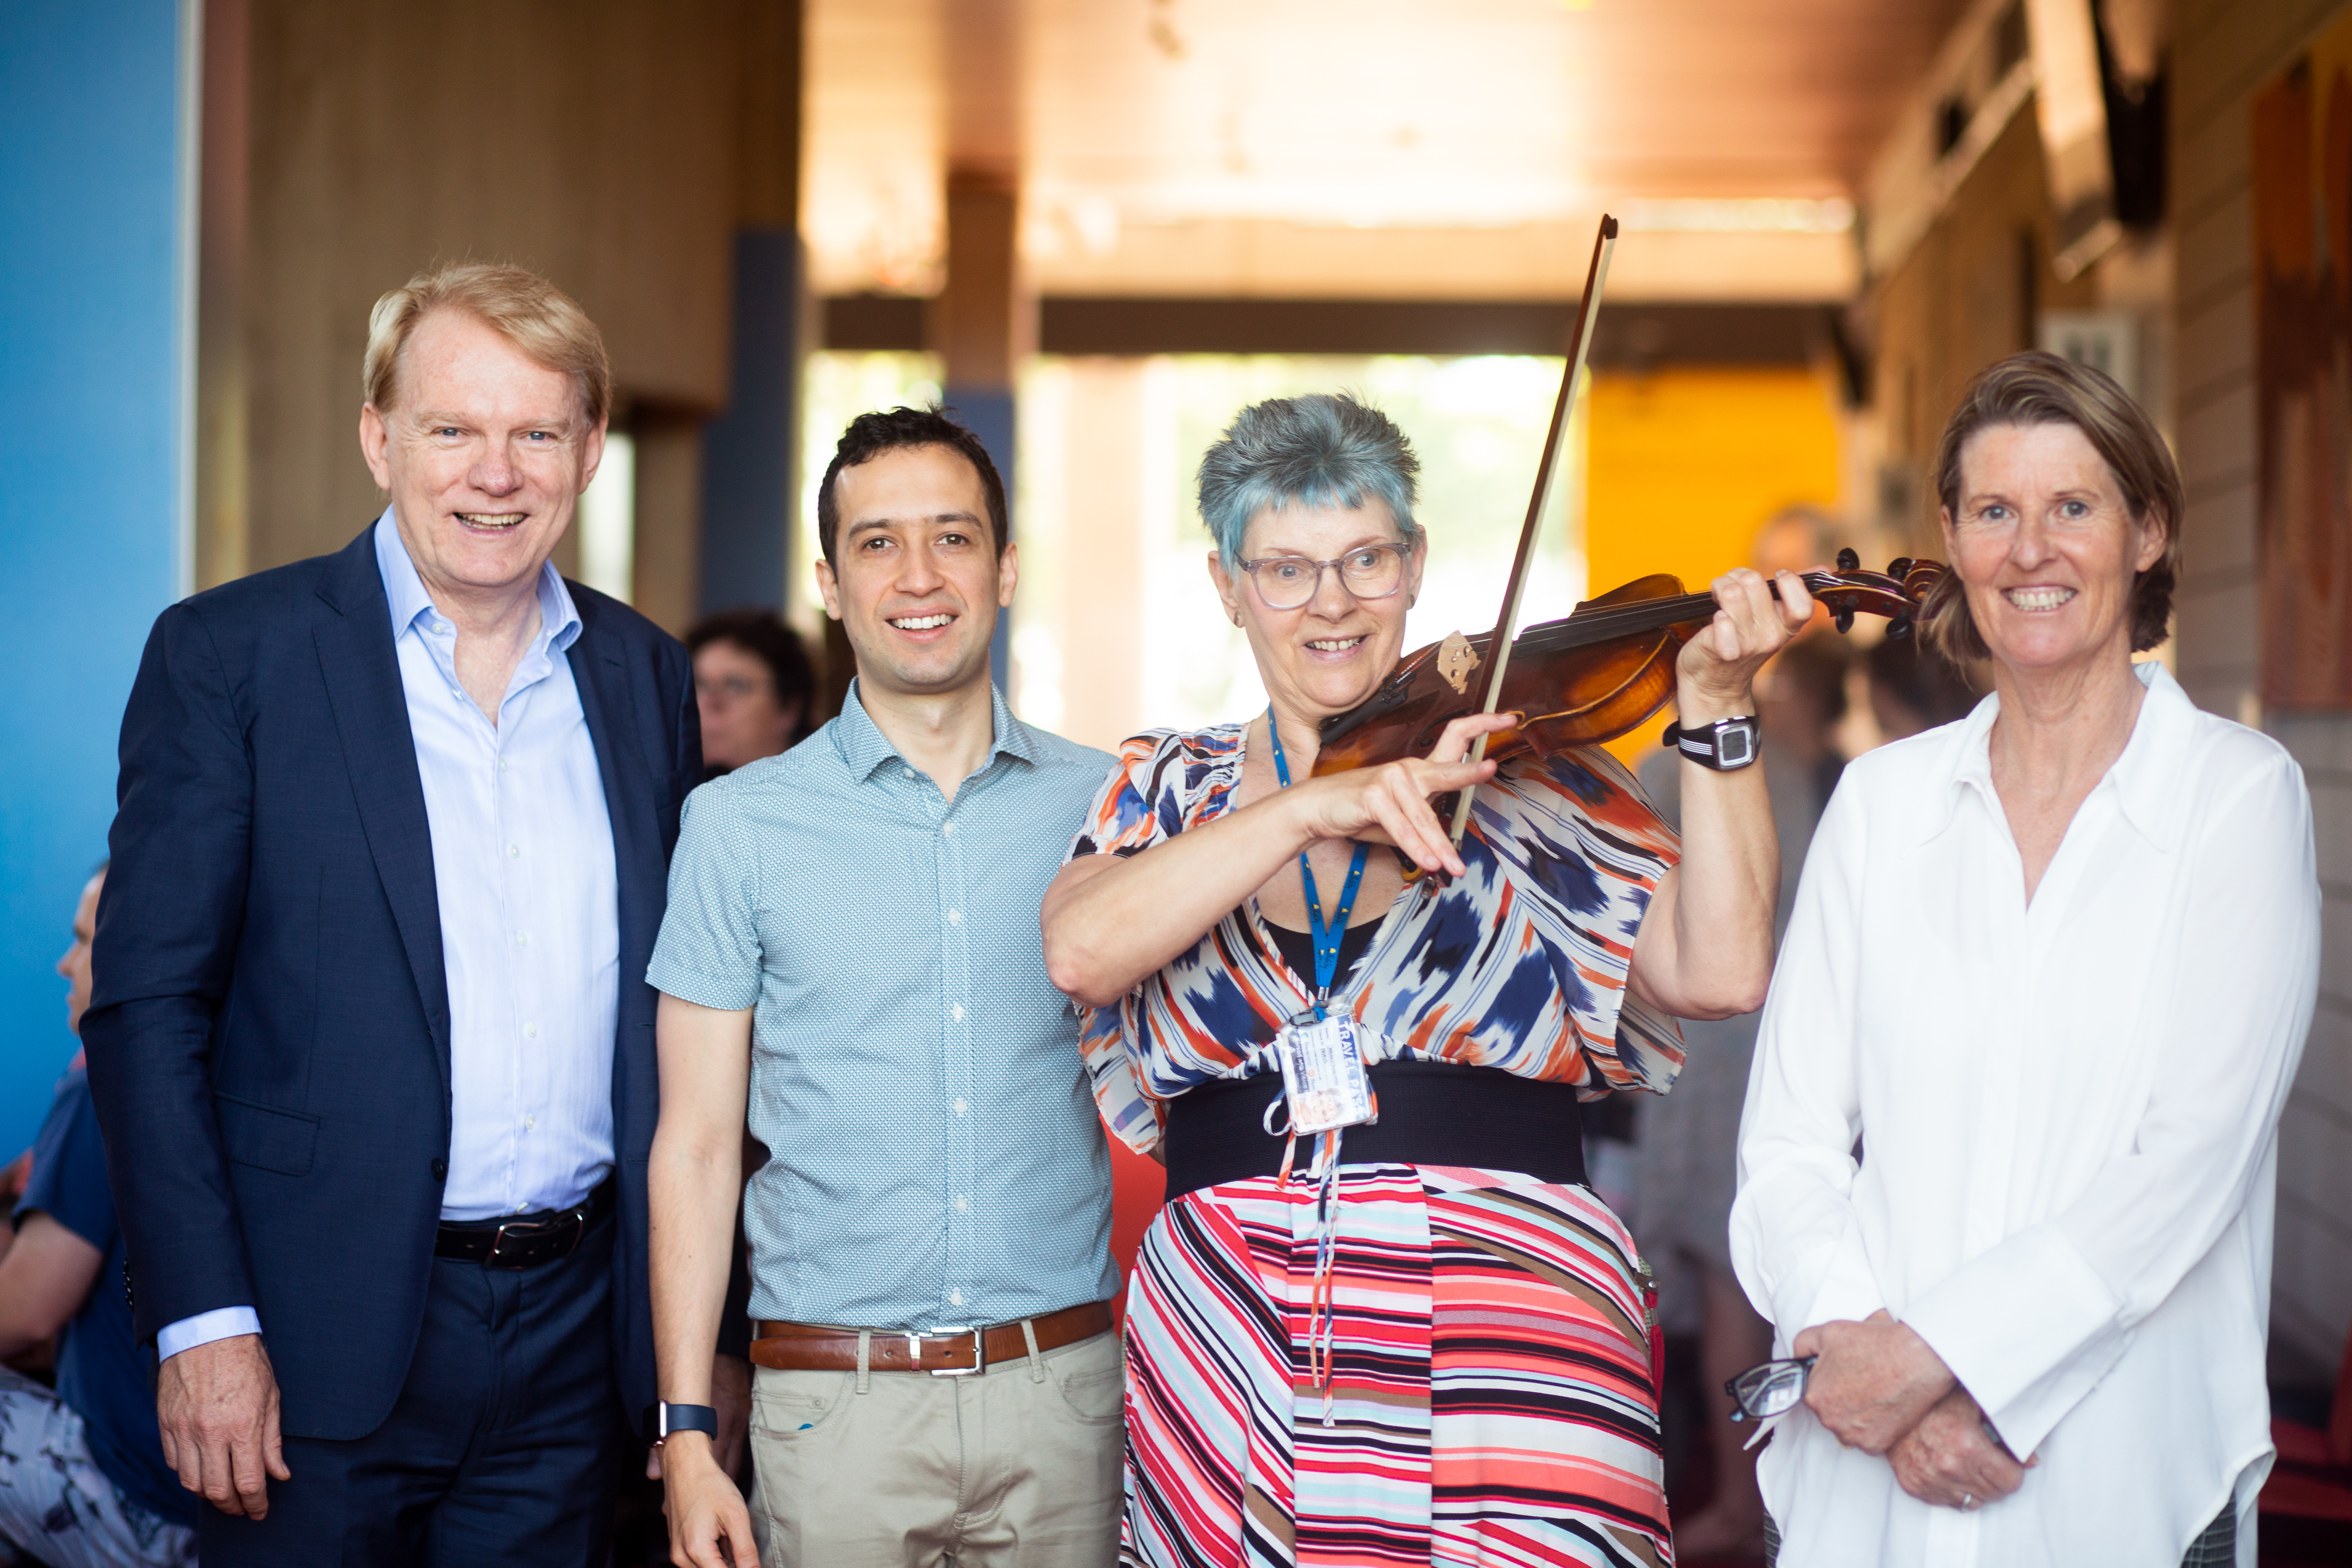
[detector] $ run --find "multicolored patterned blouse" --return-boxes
[1067,723,1685,1155]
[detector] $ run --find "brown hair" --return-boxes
[1918,349,2183,660]
[363,262,612,428]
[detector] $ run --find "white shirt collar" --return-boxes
[1928,659,2191,853]
[372,507,581,653]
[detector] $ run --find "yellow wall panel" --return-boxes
[1583,367,1843,765]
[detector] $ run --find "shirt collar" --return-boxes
[829,677,1039,784]
[1927,658,2191,852]
[373,508,581,653]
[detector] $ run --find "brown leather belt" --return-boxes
[750,1298,1114,1376]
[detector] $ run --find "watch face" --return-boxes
[1716,721,1757,768]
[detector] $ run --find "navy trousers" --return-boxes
[198,1215,622,1566]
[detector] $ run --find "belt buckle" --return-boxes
[922,1325,983,1377]
[485,1219,531,1270]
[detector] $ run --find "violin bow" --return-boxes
[1444,213,1618,850]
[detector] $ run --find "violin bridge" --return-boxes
[1437,630,1481,695]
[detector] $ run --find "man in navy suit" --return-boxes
[81,263,706,1564]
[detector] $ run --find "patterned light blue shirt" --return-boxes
[647,681,1119,1331]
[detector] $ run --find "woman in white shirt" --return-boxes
[1731,350,2319,1568]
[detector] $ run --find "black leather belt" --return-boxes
[1162,1058,1588,1202]
[434,1179,614,1270]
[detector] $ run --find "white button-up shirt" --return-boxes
[1733,661,2318,1568]
[374,513,620,1221]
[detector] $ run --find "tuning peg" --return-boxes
[1888,615,1913,640]
[1887,556,1913,579]
[1834,607,1856,634]
[1836,546,1860,571]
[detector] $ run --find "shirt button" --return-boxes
[515,931,530,946]
[525,1115,537,1130]
[942,821,956,836]
[951,1004,965,1022]
[947,910,962,926]
[904,767,918,781]
[498,759,510,773]
[954,1098,967,1117]
[949,1289,964,1308]
[524,1023,538,1038]
[507,844,520,858]
[955,1196,968,1213]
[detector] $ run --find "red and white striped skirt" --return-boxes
[1121,1163,1671,1568]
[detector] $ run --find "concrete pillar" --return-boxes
[0,0,197,1154]
[698,0,805,617]
[931,171,1035,690]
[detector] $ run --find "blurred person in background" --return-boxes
[1043,393,1813,1567]
[82,262,703,1565]
[1735,353,2318,1566]
[687,609,817,779]
[0,867,199,1568]
[1633,584,1850,1556]
[1866,633,1980,742]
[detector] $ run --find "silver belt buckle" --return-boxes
[923,1325,984,1377]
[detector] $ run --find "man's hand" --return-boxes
[646,1353,753,1482]
[661,1432,755,1568]
[1888,1387,2030,1509]
[1791,1310,1954,1455]
[157,1333,290,1518]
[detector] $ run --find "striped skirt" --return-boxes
[1121,1163,1670,1568]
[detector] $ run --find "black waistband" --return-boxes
[1161,1059,1587,1202]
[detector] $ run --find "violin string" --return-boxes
[1500,571,1916,654]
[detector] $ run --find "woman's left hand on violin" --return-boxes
[1675,567,1817,723]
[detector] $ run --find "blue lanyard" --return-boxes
[1265,706,1370,1014]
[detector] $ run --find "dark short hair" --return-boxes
[1866,635,1978,729]
[1921,350,2184,660]
[814,405,1008,566]
[685,609,818,745]
[1768,632,1850,724]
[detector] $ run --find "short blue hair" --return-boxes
[1196,393,1424,564]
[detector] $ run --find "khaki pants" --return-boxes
[746,1327,1124,1567]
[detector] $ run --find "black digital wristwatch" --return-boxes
[1662,714,1761,771]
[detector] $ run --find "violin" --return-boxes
[1303,211,1941,813]
[1310,548,1944,777]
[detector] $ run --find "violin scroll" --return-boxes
[1799,551,1944,645]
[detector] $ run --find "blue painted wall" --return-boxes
[0,1,192,1154]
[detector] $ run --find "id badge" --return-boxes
[1273,1014,1375,1137]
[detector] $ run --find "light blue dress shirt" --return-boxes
[158,513,620,1359]
[648,681,1120,1332]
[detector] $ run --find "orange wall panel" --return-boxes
[1583,367,1843,765]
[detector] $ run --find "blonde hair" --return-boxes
[1919,350,2183,661]
[362,262,611,428]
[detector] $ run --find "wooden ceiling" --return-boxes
[805,0,1970,300]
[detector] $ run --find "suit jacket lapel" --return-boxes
[313,528,453,1088]
[566,603,663,1010]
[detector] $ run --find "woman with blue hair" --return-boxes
[1045,391,1814,1565]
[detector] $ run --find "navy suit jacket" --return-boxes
[82,525,698,1441]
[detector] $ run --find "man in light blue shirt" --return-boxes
[647,408,1122,1568]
